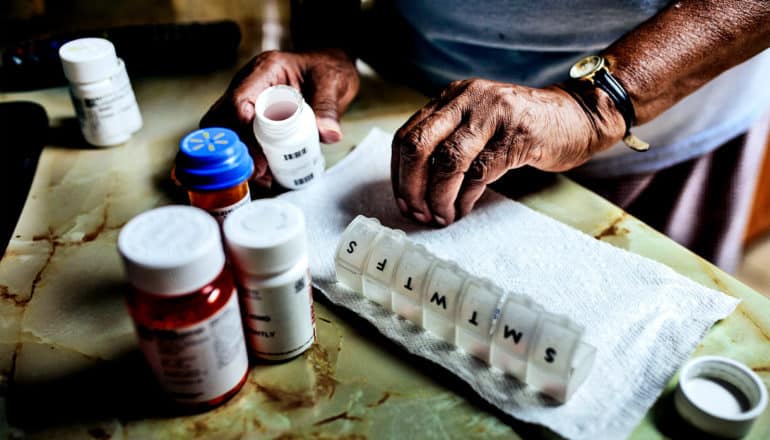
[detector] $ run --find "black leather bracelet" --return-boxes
[570,56,649,152]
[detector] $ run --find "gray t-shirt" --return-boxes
[390,0,770,177]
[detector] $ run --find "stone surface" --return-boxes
[1,45,769,440]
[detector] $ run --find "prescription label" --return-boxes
[136,293,248,403]
[208,192,251,224]
[241,270,316,359]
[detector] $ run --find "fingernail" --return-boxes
[318,118,342,143]
[413,211,429,223]
[396,198,408,214]
[434,215,447,226]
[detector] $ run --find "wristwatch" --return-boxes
[570,55,649,152]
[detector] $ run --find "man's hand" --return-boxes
[391,78,624,225]
[201,48,360,187]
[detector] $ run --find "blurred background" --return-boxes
[1,0,289,56]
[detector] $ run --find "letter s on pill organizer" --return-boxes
[334,215,597,403]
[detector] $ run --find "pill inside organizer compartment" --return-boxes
[361,229,407,310]
[335,216,382,292]
[392,244,435,326]
[455,280,504,363]
[489,295,543,381]
[422,261,468,344]
[526,313,596,402]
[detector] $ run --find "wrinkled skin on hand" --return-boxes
[201,48,359,188]
[391,78,623,226]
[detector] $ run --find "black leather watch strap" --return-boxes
[570,55,650,152]
[593,69,636,137]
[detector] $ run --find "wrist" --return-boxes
[557,80,627,154]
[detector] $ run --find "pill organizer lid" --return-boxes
[674,356,768,438]
[224,199,307,276]
[175,127,255,191]
[118,206,225,296]
[59,38,120,83]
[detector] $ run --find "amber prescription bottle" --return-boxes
[118,205,249,408]
[223,199,316,360]
[175,127,254,224]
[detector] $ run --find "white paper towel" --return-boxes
[277,128,738,439]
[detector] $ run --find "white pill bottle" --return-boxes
[59,38,143,147]
[253,85,325,190]
[224,199,316,360]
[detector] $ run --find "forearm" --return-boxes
[290,0,360,58]
[604,0,770,124]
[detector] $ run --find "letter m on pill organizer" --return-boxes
[334,215,597,403]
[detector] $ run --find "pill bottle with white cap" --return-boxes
[252,85,325,190]
[223,199,316,360]
[118,205,249,409]
[59,37,142,146]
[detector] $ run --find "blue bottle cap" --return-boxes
[175,127,255,191]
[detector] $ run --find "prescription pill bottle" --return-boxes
[223,199,316,360]
[175,127,254,224]
[118,205,249,409]
[252,85,325,190]
[59,38,142,147]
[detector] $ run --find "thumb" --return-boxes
[308,81,343,144]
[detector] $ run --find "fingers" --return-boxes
[456,179,487,219]
[201,52,301,132]
[393,107,463,223]
[229,52,302,125]
[305,58,360,144]
[456,147,511,218]
[307,74,344,143]
[391,97,441,212]
[426,126,491,225]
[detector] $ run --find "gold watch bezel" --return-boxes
[570,55,605,81]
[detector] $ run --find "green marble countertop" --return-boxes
[1,64,769,439]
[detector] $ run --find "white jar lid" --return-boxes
[674,355,768,438]
[118,206,225,296]
[59,38,120,83]
[224,199,307,277]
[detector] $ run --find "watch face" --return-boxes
[570,55,604,79]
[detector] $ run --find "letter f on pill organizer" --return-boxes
[334,215,597,402]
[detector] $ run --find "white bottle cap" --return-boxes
[118,206,225,296]
[224,199,307,277]
[59,38,120,83]
[674,355,767,438]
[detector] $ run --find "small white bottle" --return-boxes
[59,37,143,147]
[253,85,325,190]
[224,199,316,360]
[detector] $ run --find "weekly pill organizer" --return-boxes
[334,215,596,402]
